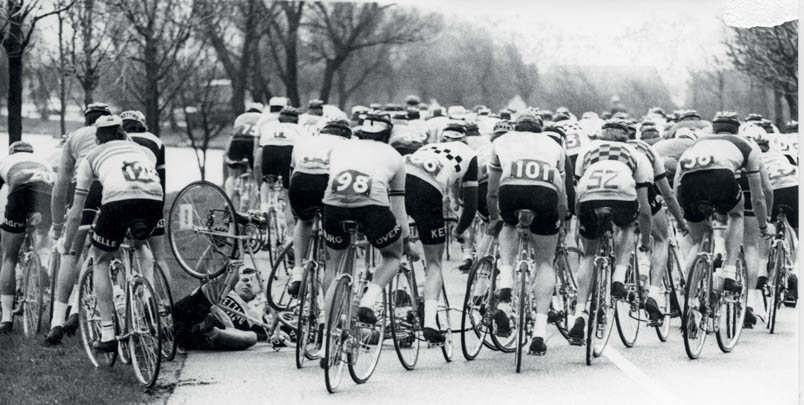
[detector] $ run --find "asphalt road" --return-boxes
[166,248,801,405]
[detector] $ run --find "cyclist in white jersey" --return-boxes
[402,123,478,343]
[0,142,55,333]
[46,103,111,344]
[487,114,568,355]
[285,119,352,296]
[224,105,263,199]
[60,115,164,353]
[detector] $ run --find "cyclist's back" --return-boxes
[234,111,262,128]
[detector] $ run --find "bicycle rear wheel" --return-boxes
[77,259,117,368]
[682,257,711,359]
[716,251,748,353]
[461,256,496,360]
[551,248,580,341]
[436,283,453,362]
[388,266,421,370]
[655,271,672,342]
[22,252,44,337]
[168,181,238,279]
[128,277,162,388]
[348,287,386,383]
[586,263,614,365]
[766,244,785,334]
[615,253,640,348]
[152,264,177,361]
[266,242,294,312]
[324,276,351,393]
[296,262,321,369]
[515,263,528,373]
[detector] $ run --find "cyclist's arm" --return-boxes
[561,150,573,218]
[455,156,478,234]
[51,142,76,233]
[656,177,684,225]
[62,159,92,251]
[389,160,410,240]
[636,186,652,247]
[744,150,770,229]
[759,162,773,213]
[487,146,502,220]
[157,144,166,193]
[253,145,263,184]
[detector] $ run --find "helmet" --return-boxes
[447,105,467,120]
[599,119,630,142]
[674,127,698,141]
[514,113,543,133]
[441,122,467,141]
[245,102,263,113]
[389,126,424,155]
[120,110,146,125]
[712,111,740,134]
[745,113,763,122]
[8,140,33,155]
[359,113,393,138]
[493,120,512,134]
[320,118,352,138]
[84,102,111,116]
[741,123,769,147]
[405,95,421,106]
[678,109,701,121]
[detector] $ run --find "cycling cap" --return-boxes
[245,102,263,113]
[389,125,424,151]
[308,99,324,109]
[8,140,33,155]
[441,122,467,141]
[674,127,698,141]
[95,114,123,128]
[360,113,392,133]
[269,96,289,107]
[678,109,701,120]
[120,110,146,125]
[405,95,421,106]
[85,102,111,116]
[279,106,300,117]
[745,113,763,122]
[493,120,513,134]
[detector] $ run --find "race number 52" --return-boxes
[587,169,619,190]
[332,169,372,197]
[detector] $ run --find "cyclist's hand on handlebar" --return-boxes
[403,240,420,262]
[676,220,689,236]
[760,223,776,239]
[50,226,63,241]
[486,218,503,236]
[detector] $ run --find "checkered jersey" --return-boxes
[405,141,478,195]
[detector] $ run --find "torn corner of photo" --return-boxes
[723,0,798,28]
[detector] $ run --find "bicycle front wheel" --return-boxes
[152,264,177,361]
[128,277,162,388]
[22,252,44,337]
[586,263,614,365]
[296,262,322,369]
[388,266,421,370]
[682,256,711,359]
[349,287,387,383]
[614,253,640,348]
[77,259,117,368]
[168,181,238,279]
[323,276,351,393]
[461,256,495,360]
[515,263,528,373]
[436,283,453,363]
[266,242,294,312]
[716,251,748,353]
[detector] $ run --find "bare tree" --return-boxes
[725,20,798,117]
[306,2,439,103]
[111,0,197,136]
[0,0,76,144]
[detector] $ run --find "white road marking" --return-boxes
[603,347,682,405]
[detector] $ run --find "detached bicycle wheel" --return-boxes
[296,262,322,369]
[128,277,162,388]
[349,287,386,383]
[22,252,44,337]
[682,257,711,359]
[77,259,117,368]
[436,283,453,363]
[388,266,421,370]
[461,256,495,360]
[168,181,238,279]
[615,253,640,348]
[152,264,177,361]
[324,276,350,393]
[266,242,294,312]
[716,251,748,353]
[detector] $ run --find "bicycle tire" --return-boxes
[682,256,711,359]
[348,288,386,384]
[461,256,495,360]
[153,264,177,361]
[715,251,748,353]
[490,262,517,354]
[615,251,640,348]
[587,262,615,364]
[266,242,294,312]
[552,248,580,341]
[515,262,528,373]
[295,261,319,369]
[767,244,784,334]
[655,271,672,342]
[22,251,44,337]
[128,276,162,388]
[77,259,117,368]
[167,181,238,279]
[324,276,351,393]
[437,283,453,363]
[47,248,60,333]
[388,265,421,370]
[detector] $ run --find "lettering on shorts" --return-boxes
[324,231,343,245]
[375,224,401,246]
[92,233,119,249]
[429,226,446,240]
[1,218,25,229]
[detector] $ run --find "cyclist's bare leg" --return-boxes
[612,224,636,284]
[290,218,313,287]
[132,239,155,286]
[50,228,89,328]
[0,230,25,324]
[283,188,294,243]
[529,232,558,339]
[421,242,445,330]
[90,246,116,343]
[650,209,670,303]
[743,215,766,312]
[575,236,600,318]
[497,224,518,291]
[719,204,745,290]
[147,235,173,286]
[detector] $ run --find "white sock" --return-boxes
[100,323,115,342]
[722,264,737,280]
[424,299,438,329]
[747,288,762,309]
[359,283,382,308]
[497,265,514,290]
[613,265,628,283]
[462,252,473,261]
[290,266,305,282]
[51,301,69,327]
[533,313,548,338]
[649,285,664,307]
[1,295,15,323]
[68,288,79,316]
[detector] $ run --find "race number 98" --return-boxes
[332,169,372,197]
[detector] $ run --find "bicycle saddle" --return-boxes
[696,201,715,217]
[341,220,360,233]
[516,210,535,227]
[127,220,152,240]
[593,207,615,232]
[774,204,794,219]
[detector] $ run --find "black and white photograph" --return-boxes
[0,0,799,403]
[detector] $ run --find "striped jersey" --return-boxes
[291,134,348,175]
[0,152,55,191]
[75,140,163,204]
[323,139,405,208]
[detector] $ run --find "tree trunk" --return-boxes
[784,92,797,121]
[319,60,337,103]
[6,55,23,144]
[144,41,161,136]
[58,11,67,135]
[773,89,784,128]
[284,4,302,106]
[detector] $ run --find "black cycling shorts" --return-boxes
[323,204,401,250]
[577,199,638,239]
[289,173,328,221]
[772,186,798,229]
[227,135,256,170]
[405,175,445,245]
[2,183,52,234]
[647,184,663,216]
[678,169,742,223]
[499,185,560,235]
[261,145,293,189]
[92,199,165,252]
[477,181,489,221]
